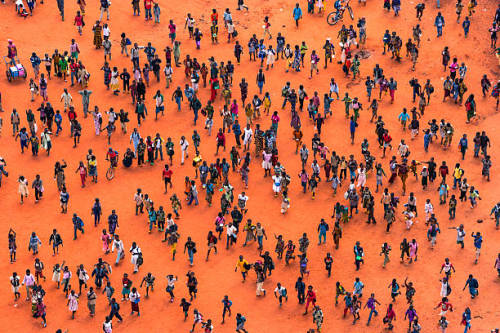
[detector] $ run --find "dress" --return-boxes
[93,112,102,135]
[262,151,272,170]
[93,25,103,48]
[440,281,449,297]
[68,294,79,312]
[409,242,418,259]
[110,70,120,91]
[356,168,366,187]
[18,178,29,196]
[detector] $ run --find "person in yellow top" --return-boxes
[452,163,464,189]
[235,255,250,281]
[263,92,271,116]
[193,153,202,179]
[293,128,303,153]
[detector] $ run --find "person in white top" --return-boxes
[129,287,141,315]
[111,235,124,265]
[237,192,249,213]
[272,174,282,196]
[424,199,434,223]
[129,242,142,273]
[10,272,21,301]
[103,316,113,333]
[21,269,36,300]
[180,136,189,165]
[60,89,73,112]
[103,23,111,39]
[243,124,253,151]
[165,274,177,302]
[226,223,237,249]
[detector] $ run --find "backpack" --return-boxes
[136,253,144,266]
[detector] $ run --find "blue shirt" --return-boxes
[293,7,302,20]
[473,235,482,249]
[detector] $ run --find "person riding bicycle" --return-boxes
[106,148,119,167]
[334,0,344,18]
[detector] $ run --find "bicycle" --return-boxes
[105,158,118,180]
[327,1,354,26]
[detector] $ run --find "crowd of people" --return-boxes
[2,0,500,332]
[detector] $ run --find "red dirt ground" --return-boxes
[0,0,499,332]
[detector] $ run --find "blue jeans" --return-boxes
[437,26,443,37]
[193,110,198,124]
[55,121,62,135]
[257,235,263,248]
[188,249,194,265]
[188,194,199,205]
[318,231,326,244]
[73,225,84,239]
[258,82,263,94]
[464,27,469,37]
[71,71,77,85]
[115,250,123,264]
[367,308,378,325]
[175,96,181,111]
[145,8,152,19]
[464,322,471,333]
[154,12,160,23]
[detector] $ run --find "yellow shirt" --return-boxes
[236,259,249,272]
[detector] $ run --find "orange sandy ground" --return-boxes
[0,0,499,332]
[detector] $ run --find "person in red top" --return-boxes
[68,107,77,137]
[144,0,152,20]
[382,130,393,157]
[162,164,173,193]
[216,129,226,155]
[439,161,449,182]
[435,297,453,317]
[168,20,177,44]
[74,11,84,35]
[69,59,80,87]
[304,285,316,314]
[383,303,396,330]
[210,9,218,25]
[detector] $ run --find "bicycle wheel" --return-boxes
[326,12,339,26]
[348,6,354,20]
[106,167,114,180]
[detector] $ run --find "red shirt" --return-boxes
[74,16,83,26]
[144,0,152,9]
[163,169,173,179]
[216,132,225,145]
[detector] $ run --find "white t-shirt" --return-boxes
[226,225,237,237]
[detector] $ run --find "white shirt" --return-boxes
[238,194,249,205]
[129,291,140,302]
[424,203,433,214]
[130,246,142,256]
[112,239,124,252]
[226,225,237,237]
[103,27,111,38]
[243,128,253,140]
[180,139,189,151]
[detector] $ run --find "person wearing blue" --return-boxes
[183,237,196,266]
[489,202,500,228]
[129,128,141,155]
[334,0,342,19]
[458,134,468,160]
[256,69,265,94]
[30,52,41,78]
[232,119,242,147]
[171,86,183,111]
[364,293,381,326]
[398,109,411,130]
[221,295,232,323]
[184,84,194,107]
[235,313,247,333]
[72,213,84,240]
[91,198,102,226]
[293,3,303,28]
[317,218,329,244]
[144,42,156,65]
[472,232,482,264]
[350,116,358,144]
[462,274,479,298]
[462,16,471,37]
[462,307,472,333]
[435,12,445,37]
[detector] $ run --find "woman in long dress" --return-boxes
[67,290,79,319]
[54,160,67,191]
[93,108,102,135]
[18,175,29,204]
[93,21,103,49]
[356,165,367,188]
[110,67,120,94]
